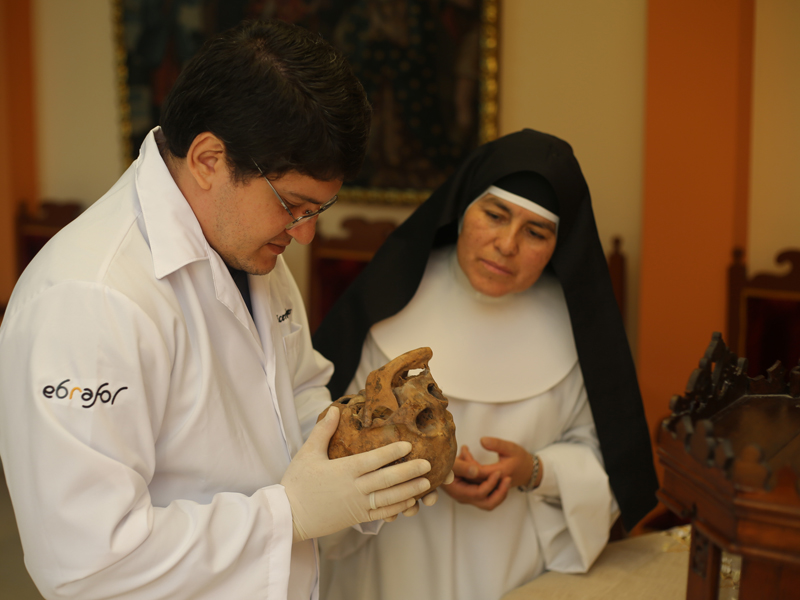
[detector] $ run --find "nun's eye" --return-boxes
[484,210,502,221]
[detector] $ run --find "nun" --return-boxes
[313,129,658,600]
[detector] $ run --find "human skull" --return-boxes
[318,347,457,497]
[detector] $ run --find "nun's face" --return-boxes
[457,194,557,297]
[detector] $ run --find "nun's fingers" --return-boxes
[442,470,502,505]
[471,476,513,511]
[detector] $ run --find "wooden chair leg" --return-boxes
[686,526,721,600]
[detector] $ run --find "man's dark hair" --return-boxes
[160,19,371,182]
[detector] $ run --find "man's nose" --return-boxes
[287,217,317,245]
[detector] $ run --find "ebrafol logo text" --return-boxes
[43,379,129,409]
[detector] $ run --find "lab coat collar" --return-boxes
[135,128,259,337]
[135,127,210,280]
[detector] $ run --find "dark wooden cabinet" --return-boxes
[657,333,800,600]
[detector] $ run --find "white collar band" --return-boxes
[483,185,560,225]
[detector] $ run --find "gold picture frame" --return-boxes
[114,0,499,205]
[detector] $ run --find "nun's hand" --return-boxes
[441,444,512,510]
[476,437,539,489]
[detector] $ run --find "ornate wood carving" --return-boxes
[658,332,800,599]
[749,250,800,290]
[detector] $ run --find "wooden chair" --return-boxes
[308,218,397,333]
[607,235,627,323]
[1,201,83,324]
[727,247,800,377]
[17,201,83,275]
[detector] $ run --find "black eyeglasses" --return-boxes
[251,160,338,230]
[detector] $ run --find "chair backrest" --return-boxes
[727,247,800,377]
[607,235,626,322]
[308,218,397,333]
[17,201,83,275]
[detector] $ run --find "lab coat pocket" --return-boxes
[281,321,303,376]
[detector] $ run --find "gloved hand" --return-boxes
[281,406,433,541]
[385,469,455,521]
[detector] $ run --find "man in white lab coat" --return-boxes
[0,19,435,600]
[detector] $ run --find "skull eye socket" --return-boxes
[427,383,445,401]
[349,402,364,430]
[416,408,436,433]
[372,406,393,421]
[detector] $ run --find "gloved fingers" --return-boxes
[344,441,413,475]
[366,477,430,512]
[300,406,340,456]
[421,488,439,507]
[354,458,431,494]
[379,494,422,518]
[402,500,420,517]
[444,470,455,485]
[368,498,416,522]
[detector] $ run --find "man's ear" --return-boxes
[185,132,227,191]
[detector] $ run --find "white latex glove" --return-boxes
[385,469,455,520]
[281,406,432,542]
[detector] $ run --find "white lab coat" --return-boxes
[0,129,333,599]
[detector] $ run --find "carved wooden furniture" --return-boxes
[308,218,397,333]
[728,247,800,377]
[657,332,800,599]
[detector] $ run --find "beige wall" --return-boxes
[30,0,800,323]
[500,0,648,348]
[31,1,651,317]
[748,0,800,275]
[34,0,123,204]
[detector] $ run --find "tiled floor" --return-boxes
[0,466,45,599]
